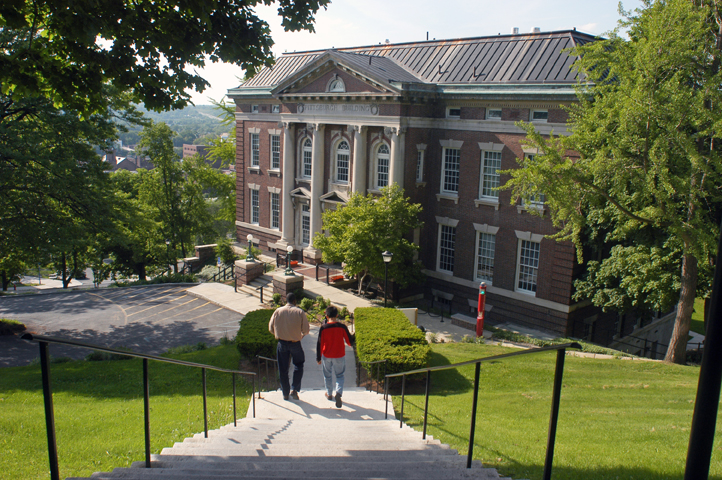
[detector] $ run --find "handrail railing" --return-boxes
[256,355,279,397]
[210,264,235,283]
[357,359,387,395]
[21,333,257,480]
[383,342,582,480]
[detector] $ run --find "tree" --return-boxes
[0,0,330,113]
[313,185,424,296]
[502,0,722,363]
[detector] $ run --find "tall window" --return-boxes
[336,140,350,183]
[416,150,425,182]
[302,138,312,178]
[271,135,280,169]
[250,133,260,167]
[270,192,280,229]
[441,148,460,194]
[301,204,310,245]
[476,232,495,282]
[517,239,540,293]
[523,154,545,206]
[250,189,259,225]
[438,225,456,274]
[376,144,390,188]
[480,151,501,198]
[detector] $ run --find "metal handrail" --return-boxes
[210,264,235,283]
[256,354,279,396]
[21,333,257,480]
[357,359,387,394]
[383,342,582,480]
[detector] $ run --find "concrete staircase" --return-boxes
[236,274,275,301]
[67,389,511,480]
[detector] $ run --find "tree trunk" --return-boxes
[61,252,70,289]
[357,271,368,296]
[1,270,8,291]
[665,252,699,363]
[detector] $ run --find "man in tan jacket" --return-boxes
[268,292,310,400]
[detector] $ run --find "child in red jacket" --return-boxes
[316,305,354,408]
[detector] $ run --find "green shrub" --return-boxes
[215,237,237,266]
[491,331,633,356]
[272,293,282,306]
[164,342,207,355]
[236,309,278,359]
[197,265,221,281]
[0,318,25,336]
[355,307,429,379]
[114,273,197,287]
[85,347,135,362]
[299,297,314,312]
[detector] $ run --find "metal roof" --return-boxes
[239,30,595,90]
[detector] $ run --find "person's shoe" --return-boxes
[290,390,299,400]
[335,392,342,408]
[324,392,334,401]
[283,395,290,401]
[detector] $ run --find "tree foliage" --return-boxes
[502,0,722,363]
[0,0,330,113]
[313,185,424,295]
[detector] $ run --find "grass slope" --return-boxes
[0,344,251,480]
[395,343,722,480]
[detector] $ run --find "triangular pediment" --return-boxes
[319,191,348,204]
[272,51,423,97]
[290,187,311,199]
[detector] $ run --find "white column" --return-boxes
[280,122,295,245]
[388,127,406,189]
[351,125,367,194]
[309,123,325,249]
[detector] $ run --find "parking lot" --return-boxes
[0,285,242,367]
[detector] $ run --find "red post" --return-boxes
[476,282,486,337]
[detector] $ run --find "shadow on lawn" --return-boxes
[386,350,472,395]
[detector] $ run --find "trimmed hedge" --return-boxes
[355,307,429,378]
[0,318,25,336]
[236,309,278,359]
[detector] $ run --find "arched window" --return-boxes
[335,140,350,183]
[375,143,390,189]
[328,78,345,93]
[302,138,312,178]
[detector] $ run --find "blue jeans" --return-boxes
[321,355,346,396]
[277,340,304,396]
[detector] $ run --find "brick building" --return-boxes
[228,29,607,338]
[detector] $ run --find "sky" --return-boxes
[188,0,645,105]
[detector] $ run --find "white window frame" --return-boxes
[416,146,426,183]
[270,134,281,170]
[446,106,461,118]
[251,105,259,114]
[250,188,260,225]
[334,139,350,184]
[486,108,502,120]
[530,109,548,123]
[515,231,543,295]
[440,147,461,194]
[435,217,459,275]
[479,150,502,199]
[272,104,280,113]
[301,203,311,245]
[270,191,280,230]
[374,143,390,189]
[300,137,312,179]
[474,223,499,283]
[250,133,260,167]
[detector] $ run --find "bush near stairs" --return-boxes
[355,307,430,378]
[236,309,277,359]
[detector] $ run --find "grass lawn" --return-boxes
[0,344,252,480]
[690,298,706,336]
[395,343,722,480]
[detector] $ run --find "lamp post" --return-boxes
[285,245,295,276]
[382,251,393,308]
[246,234,255,262]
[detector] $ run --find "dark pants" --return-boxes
[277,340,304,396]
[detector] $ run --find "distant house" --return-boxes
[183,144,222,168]
[112,157,136,172]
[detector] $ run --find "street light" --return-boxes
[246,234,255,262]
[285,245,295,276]
[382,251,393,308]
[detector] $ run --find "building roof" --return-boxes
[240,30,595,90]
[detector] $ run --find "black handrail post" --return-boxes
[543,349,567,480]
[384,376,389,419]
[260,286,263,303]
[257,358,262,398]
[467,362,481,468]
[234,276,237,293]
[422,370,431,439]
[265,360,270,394]
[376,363,380,394]
[252,375,256,418]
[39,341,60,480]
[316,264,319,281]
[326,268,329,285]
[143,358,151,468]
[202,368,208,438]
[232,373,237,427]
[399,374,406,429]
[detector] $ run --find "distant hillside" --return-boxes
[118,105,229,151]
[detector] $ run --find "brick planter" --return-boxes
[235,259,264,286]
[273,272,304,299]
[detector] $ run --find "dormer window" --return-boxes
[531,110,548,122]
[447,107,461,118]
[486,108,502,120]
[272,105,280,113]
[327,74,346,93]
[251,105,259,114]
